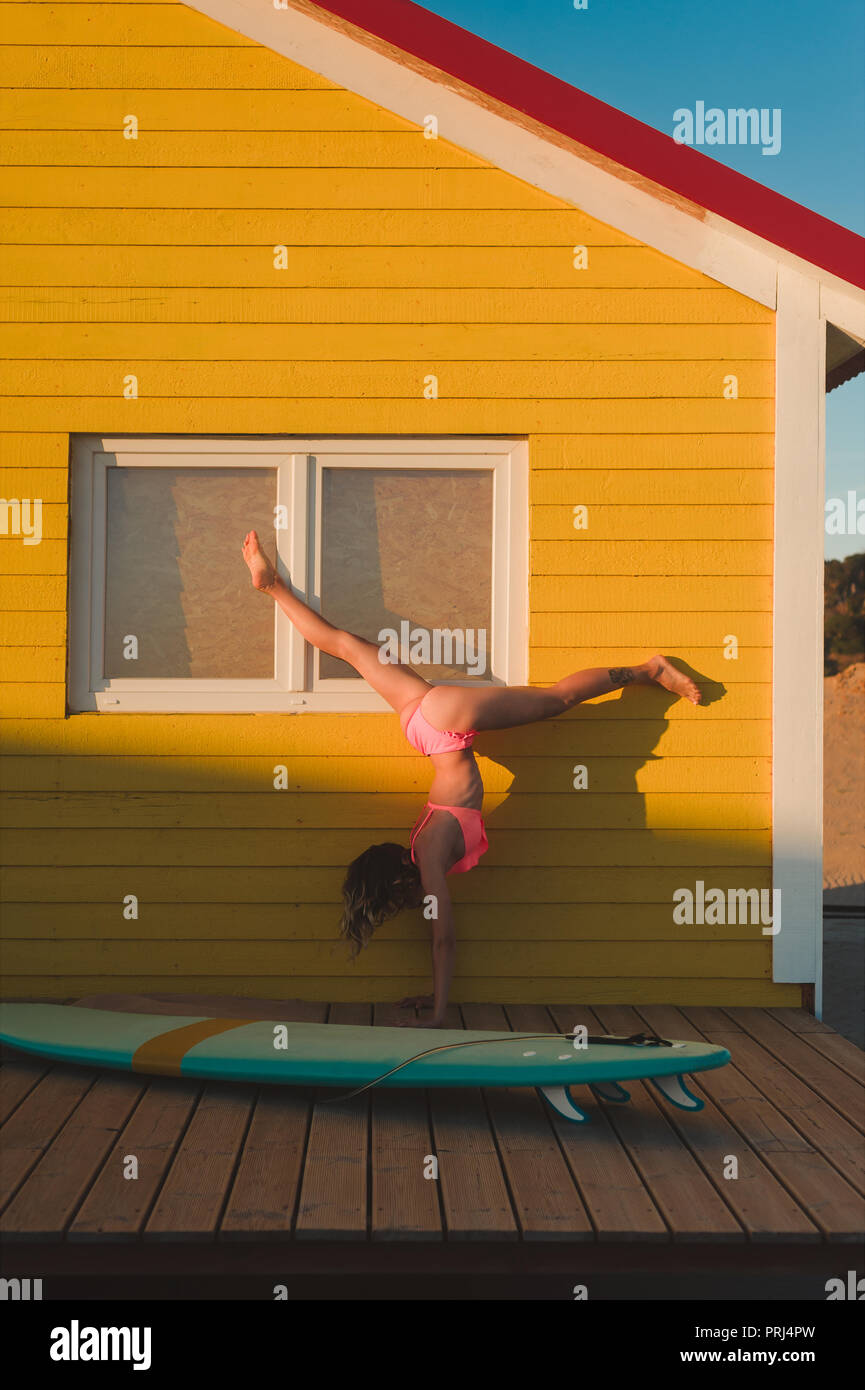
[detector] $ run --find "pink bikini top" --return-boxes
[409,803,489,876]
[400,696,477,757]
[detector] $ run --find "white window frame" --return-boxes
[68,436,529,713]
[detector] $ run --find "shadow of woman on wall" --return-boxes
[456,661,733,999]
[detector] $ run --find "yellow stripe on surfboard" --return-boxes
[131,1017,252,1076]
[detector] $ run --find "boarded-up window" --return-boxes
[319,468,493,681]
[104,467,277,678]
[69,438,524,713]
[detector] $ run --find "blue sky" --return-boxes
[420,0,865,560]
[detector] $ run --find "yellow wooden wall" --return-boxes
[0,0,798,1005]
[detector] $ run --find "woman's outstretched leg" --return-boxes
[242,531,430,714]
[423,656,701,733]
[242,531,342,655]
[555,657,701,706]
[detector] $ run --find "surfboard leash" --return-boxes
[319,1029,673,1104]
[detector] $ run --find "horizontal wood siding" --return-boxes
[0,2,794,1003]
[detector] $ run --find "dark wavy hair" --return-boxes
[340,841,422,958]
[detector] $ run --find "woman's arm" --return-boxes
[398,869,455,1028]
[429,884,456,1025]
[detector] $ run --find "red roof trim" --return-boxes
[309,0,865,290]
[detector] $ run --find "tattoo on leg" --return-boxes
[608,667,635,686]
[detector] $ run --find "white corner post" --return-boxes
[772,268,825,1012]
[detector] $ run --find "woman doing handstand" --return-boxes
[242,531,701,1028]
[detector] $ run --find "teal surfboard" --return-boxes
[0,1003,730,1123]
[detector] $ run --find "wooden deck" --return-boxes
[1,996,863,1298]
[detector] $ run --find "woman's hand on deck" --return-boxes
[397,1008,444,1028]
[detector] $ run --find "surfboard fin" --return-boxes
[538,1085,590,1123]
[651,1072,704,1111]
[589,1080,631,1103]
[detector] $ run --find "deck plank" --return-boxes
[429,1003,517,1243]
[0,1066,96,1221]
[0,1057,50,1123]
[767,1007,834,1033]
[220,1088,312,1241]
[142,1082,253,1242]
[546,1004,669,1241]
[587,1004,745,1243]
[676,1006,746,1033]
[294,1002,368,1242]
[370,1002,443,1242]
[428,1068,518,1242]
[684,1011,865,1228]
[683,1008,865,1200]
[469,1003,592,1242]
[636,1005,820,1242]
[219,998,325,1239]
[725,1008,865,1131]
[765,1006,864,1082]
[2,1072,144,1240]
[787,1032,865,1086]
[69,1079,200,1241]
[688,1009,865,1193]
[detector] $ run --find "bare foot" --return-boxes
[648,654,702,705]
[242,531,277,591]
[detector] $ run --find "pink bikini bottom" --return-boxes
[409,802,489,876]
[400,695,477,757]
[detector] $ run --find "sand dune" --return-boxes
[823,662,864,894]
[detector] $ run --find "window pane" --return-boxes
[104,467,277,678]
[320,468,493,681]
